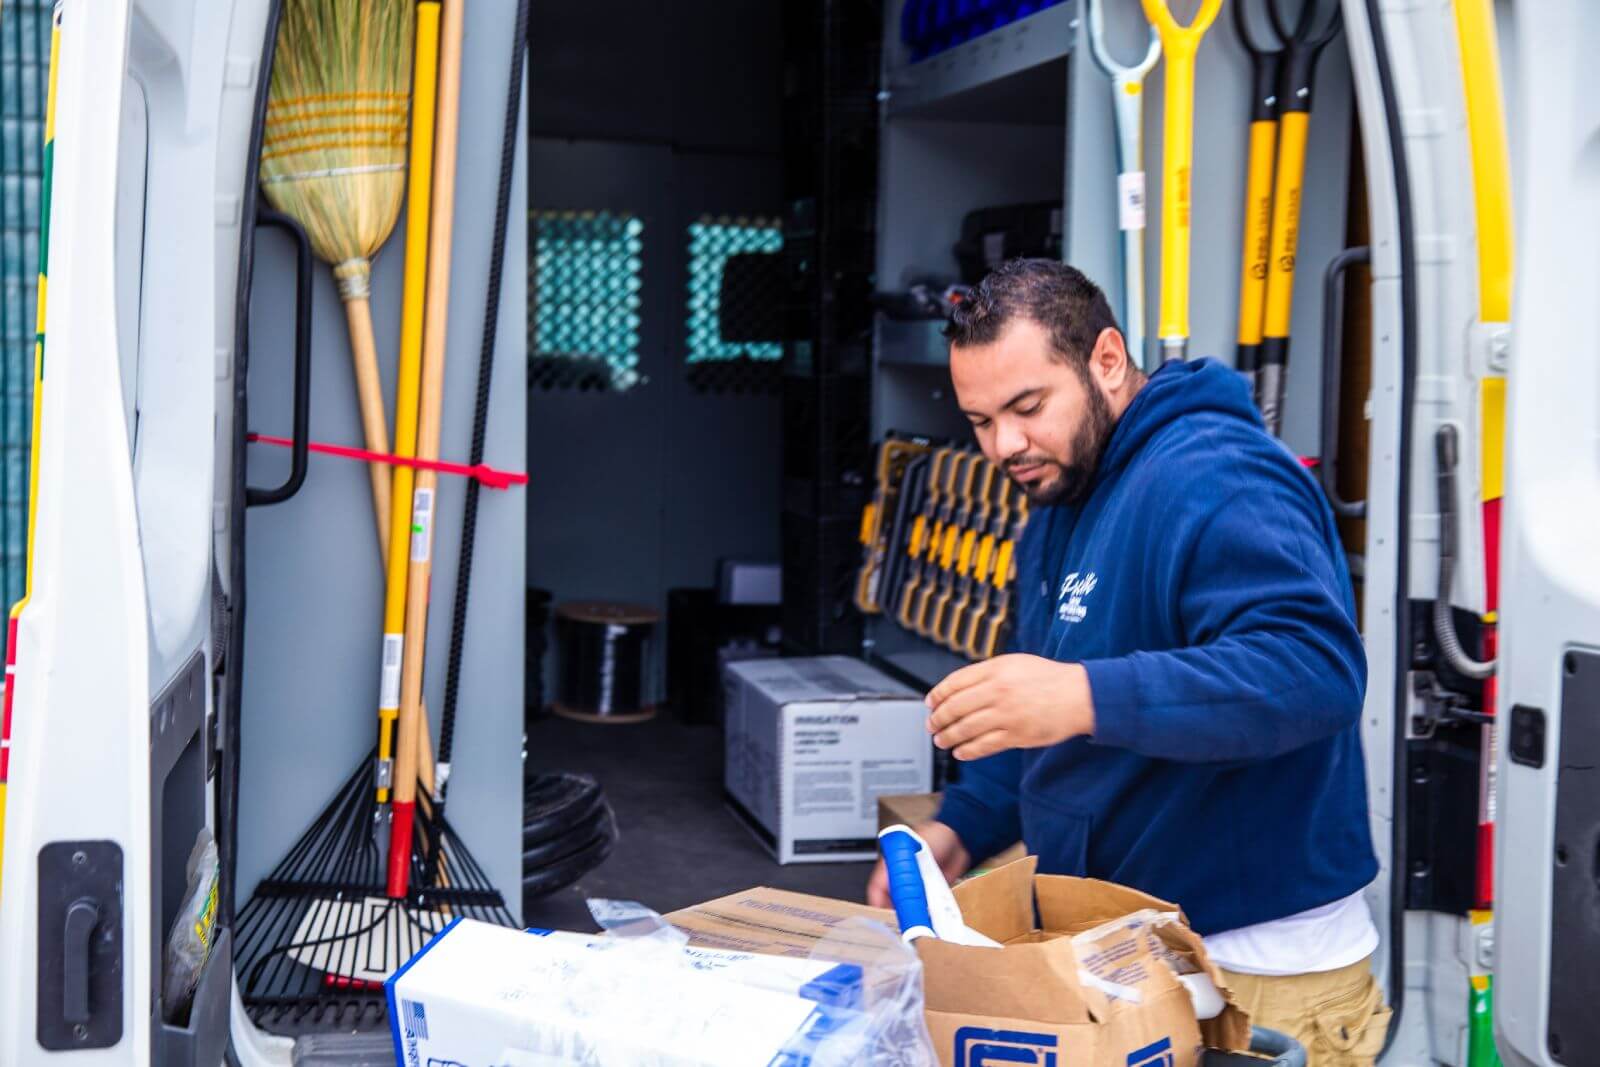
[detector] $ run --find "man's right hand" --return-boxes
[866,820,973,910]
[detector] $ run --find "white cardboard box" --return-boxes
[722,656,933,863]
[385,918,870,1067]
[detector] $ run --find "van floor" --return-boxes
[521,710,874,930]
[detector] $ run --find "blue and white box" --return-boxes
[386,918,874,1067]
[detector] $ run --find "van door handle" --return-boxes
[246,207,313,507]
[1319,246,1370,519]
[62,899,100,1024]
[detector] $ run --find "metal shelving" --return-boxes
[863,1,1074,677]
[882,1,1077,124]
[871,644,971,693]
[876,316,950,368]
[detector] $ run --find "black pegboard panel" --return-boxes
[684,220,785,395]
[527,210,644,393]
[781,510,864,654]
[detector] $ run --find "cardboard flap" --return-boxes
[1035,875,1184,932]
[730,655,918,702]
[951,855,1038,942]
[665,887,894,960]
[1150,921,1252,1052]
[918,938,1093,1024]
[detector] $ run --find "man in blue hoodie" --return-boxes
[866,260,1389,1064]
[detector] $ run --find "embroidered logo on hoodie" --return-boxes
[1057,571,1098,624]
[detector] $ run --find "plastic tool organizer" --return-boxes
[858,439,1030,660]
[900,0,1070,62]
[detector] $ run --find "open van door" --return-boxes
[0,0,278,1062]
[1493,2,1600,1064]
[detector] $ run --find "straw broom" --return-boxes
[261,0,443,802]
[233,5,483,1002]
[260,0,411,552]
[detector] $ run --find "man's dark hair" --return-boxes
[943,258,1121,369]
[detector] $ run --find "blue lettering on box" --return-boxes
[954,1025,1060,1066]
[1127,1036,1175,1067]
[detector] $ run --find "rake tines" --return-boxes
[234,750,512,1028]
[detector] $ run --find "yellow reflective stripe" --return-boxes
[1453,0,1514,323]
[908,515,928,557]
[939,526,959,569]
[43,11,60,143]
[1481,376,1505,501]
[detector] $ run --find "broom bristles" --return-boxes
[260,0,413,297]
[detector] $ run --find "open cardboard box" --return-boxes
[667,856,1250,1067]
[877,793,1028,873]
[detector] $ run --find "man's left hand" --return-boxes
[925,654,1095,760]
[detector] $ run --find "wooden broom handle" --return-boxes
[342,296,393,556]
[388,0,464,898]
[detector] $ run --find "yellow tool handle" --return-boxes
[394,0,465,819]
[858,502,878,546]
[994,539,1016,590]
[1263,110,1310,339]
[1142,0,1222,349]
[938,525,960,570]
[973,534,997,583]
[1155,45,1197,345]
[376,0,441,803]
[1236,119,1278,346]
[956,530,978,576]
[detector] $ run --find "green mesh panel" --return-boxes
[0,0,47,611]
[527,210,644,392]
[685,216,782,364]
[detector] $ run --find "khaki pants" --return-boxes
[1220,956,1393,1067]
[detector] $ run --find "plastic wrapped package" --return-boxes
[291,1033,395,1067]
[160,830,219,1022]
[385,899,937,1067]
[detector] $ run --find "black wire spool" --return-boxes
[522,771,617,898]
[552,601,660,723]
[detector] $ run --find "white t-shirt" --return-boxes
[1203,890,1380,977]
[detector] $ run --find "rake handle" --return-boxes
[389,0,464,901]
[376,0,442,806]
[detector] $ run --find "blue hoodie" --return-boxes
[937,358,1378,937]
